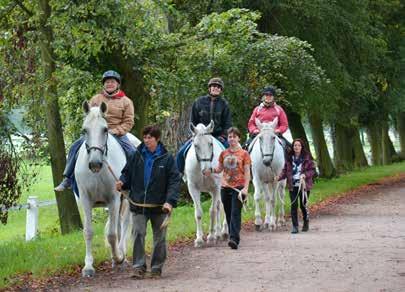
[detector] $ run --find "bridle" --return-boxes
[259,130,276,165]
[85,132,109,156]
[193,133,214,163]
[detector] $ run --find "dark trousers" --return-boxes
[289,187,310,227]
[176,136,228,173]
[132,212,167,272]
[63,134,136,179]
[221,187,243,245]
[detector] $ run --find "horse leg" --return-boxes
[220,201,229,240]
[214,189,223,241]
[107,200,124,266]
[81,198,95,277]
[207,192,218,245]
[189,187,204,248]
[277,180,286,227]
[264,183,276,231]
[253,178,263,231]
[117,198,131,267]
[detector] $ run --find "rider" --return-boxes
[245,86,289,150]
[176,77,232,174]
[54,70,135,191]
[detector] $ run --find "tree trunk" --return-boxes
[332,123,353,172]
[285,108,311,152]
[333,123,368,172]
[39,0,82,233]
[397,112,405,158]
[351,127,368,168]
[381,120,396,164]
[115,53,149,137]
[366,123,382,165]
[308,112,336,178]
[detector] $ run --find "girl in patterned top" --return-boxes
[204,127,251,249]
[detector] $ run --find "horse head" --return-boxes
[190,120,215,173]
[256,117,278,167]
[82,101,108,173]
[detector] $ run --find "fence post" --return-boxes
[26,196,38,241]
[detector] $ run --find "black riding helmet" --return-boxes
[102,70,121,84]
[208,77,224,90]
[262,86,276,96]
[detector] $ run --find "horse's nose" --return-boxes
[89,161,103,173]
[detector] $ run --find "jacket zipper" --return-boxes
[141,152,168,214]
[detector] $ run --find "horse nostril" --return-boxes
[89,161,103,172]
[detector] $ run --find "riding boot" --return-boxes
[54,150,77,192]
[54,176,72,192]
[291,225,299,234]
[302,220,309,232]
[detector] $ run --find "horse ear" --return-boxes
[189,123,196,135]
[255,118,263,130]
[100,102,107,114]
[83,101,90,114]
[206,120,214,133]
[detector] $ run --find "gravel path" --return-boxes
[66,180,405,291]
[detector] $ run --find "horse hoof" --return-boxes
[221,233,229,241]
[82,268,95,277]
[255,224,262,232]
[264,223,270,230]
[207,235,216,245]
[194,239,204,248]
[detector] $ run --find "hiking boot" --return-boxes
[302,220,309,232]
[146,269,162,279]
[131,267,146,279]
[228,239,238,250]
[291,226,299,234]
[54,177,72,192]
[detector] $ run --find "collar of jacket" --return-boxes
[137,142,168,156]
[102,89,126,99]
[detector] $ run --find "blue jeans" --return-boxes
[63,134,136,179]
[175,136,228,173]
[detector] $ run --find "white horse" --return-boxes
[185,121,228,247]
[250,118,287,231]
[75,101,140,277]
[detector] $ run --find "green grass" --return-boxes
[1,161,404,288]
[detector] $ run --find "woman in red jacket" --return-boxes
[277,138,315,234]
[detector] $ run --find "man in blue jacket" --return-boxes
[116,125,180,279]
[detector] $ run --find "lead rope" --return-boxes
[104,160,170,230]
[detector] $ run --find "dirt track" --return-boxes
[63,178,405,292]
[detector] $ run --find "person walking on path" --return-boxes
[204,127,251,249]
[276,138,316,233]
[116,125,180,279]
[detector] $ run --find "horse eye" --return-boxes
[103,127,108,133]
[82,129,87,135]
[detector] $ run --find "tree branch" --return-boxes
[14,0,33,17]
[0,2,18,19]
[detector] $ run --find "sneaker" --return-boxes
[131,267,146,279]
[302,220,309,232]
[54,177,72,192]
[228,239,238,250]
[291,226,299,234]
